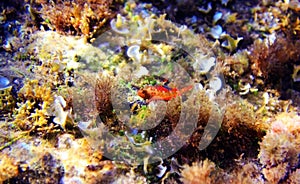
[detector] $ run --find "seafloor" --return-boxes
[0,0,300,183]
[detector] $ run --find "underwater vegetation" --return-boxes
[249,36,300,91]
[180,159,217,184]
[13,80,54,131]
[259,112,300,183]
[0,0,300,183]
[0,83,15,118]
[29,0,119,40]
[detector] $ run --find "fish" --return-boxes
[137,85,193,103]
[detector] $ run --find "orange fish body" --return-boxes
[137,85,193,102]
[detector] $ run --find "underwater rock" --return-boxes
[4,152,64,184]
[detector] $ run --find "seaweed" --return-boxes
[249,36,300,92]
[30,0,118,40]
[258,112,300,183]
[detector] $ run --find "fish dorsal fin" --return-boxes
[154,85,170,92]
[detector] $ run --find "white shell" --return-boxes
[110,15,129,34]
[134,66,149,78]
[209,25,225,39]
[0,75,11,90]
[200,57,216,73]
[127,45,142,62]
[213,12,223,24]
[209,77,223,92]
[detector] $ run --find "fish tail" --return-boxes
[179,85,193,95]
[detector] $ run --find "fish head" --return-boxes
[137,88,151,99]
